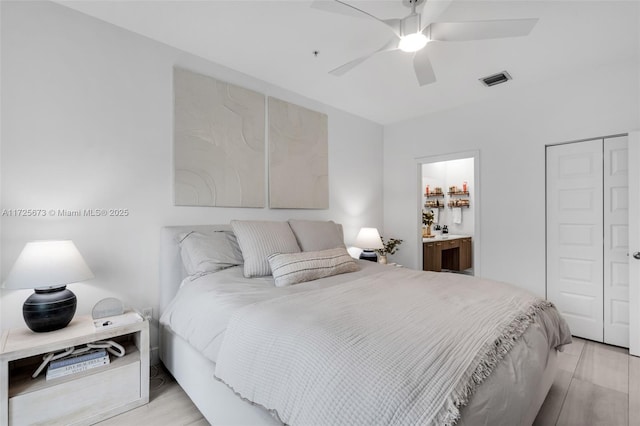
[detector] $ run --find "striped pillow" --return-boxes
[268,247,360,287]
[231,220,301,278]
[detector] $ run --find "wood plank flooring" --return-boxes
[96,365,208,426]
[534,338,638,426]
[100,339,638,426]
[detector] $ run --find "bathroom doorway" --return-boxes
[416,151,480,276]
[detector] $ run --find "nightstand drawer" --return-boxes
[9,357,140,425]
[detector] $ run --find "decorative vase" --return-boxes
[378,255,388,264]
[422,225,432,238]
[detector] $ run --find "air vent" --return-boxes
[480,71,512,87]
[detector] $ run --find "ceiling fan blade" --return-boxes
[330,37,400,76]
[311,0,372,19]
[413,48,437,86]
[419,0,454,30]
[428,18,538,42]
[311,1,401,35]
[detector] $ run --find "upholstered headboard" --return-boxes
[159,224,232,314]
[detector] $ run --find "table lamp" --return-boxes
[354,227,384,262]
[3,240,94,332]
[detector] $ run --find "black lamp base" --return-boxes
[23,286,77,332]
[359,250,378,262]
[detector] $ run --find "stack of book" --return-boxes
[46,349,110,380]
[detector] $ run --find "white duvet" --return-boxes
[160,262,571,426]
[160,262,393,362]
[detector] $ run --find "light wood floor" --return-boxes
[100,338,638,426]
[534,338,639,426]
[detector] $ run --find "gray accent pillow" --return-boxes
[178,231,243,279]
[288,219,345,252]
[268,247,359,287]
[231,220,301,278]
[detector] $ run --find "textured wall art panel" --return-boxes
[268,97,328,209]
[174,67,265,207]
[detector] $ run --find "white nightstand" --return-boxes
[0,314,149,425]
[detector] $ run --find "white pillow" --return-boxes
[288,219,345,252]
[268,247,359,287]
[178,231,243,279]
[231,220,301,278]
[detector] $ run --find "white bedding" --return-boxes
[159,262,570,425]
[160,261,390,362]
[214,268,570,425]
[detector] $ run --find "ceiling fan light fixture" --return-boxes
[399,33,428,52]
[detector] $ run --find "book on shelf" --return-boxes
[46,353,110,380]
[48,348,107,369]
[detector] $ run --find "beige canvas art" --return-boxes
[174,67,265,207]
[268,97,328,209]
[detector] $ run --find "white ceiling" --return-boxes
[57,0,639,125]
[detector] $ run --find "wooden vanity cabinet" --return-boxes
[423,242,441,272]
[459,238,472,271]
[423,237,472,272]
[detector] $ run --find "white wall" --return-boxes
[0,1,383,349]
[422,158,474,236]
[384,59,640,296]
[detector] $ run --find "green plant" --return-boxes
[375,236,403,256]
[422,210,434,227]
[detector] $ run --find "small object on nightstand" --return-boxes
[93,311,143,329]
[92,297,124,319]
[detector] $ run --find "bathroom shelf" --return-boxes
[447,201,470,208]
[424,203,445,209]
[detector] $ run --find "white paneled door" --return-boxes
[547,136,631,346]
[547,140,604,342]
[603,136,629,347]
[629,132,640,356]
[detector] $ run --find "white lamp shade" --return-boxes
[354,227,384,250]
[3,240,94,290]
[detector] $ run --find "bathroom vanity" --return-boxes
[422,235,472,272]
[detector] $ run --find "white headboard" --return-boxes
[159,224,232,314]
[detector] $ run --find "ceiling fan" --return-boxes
[312,0,538,86]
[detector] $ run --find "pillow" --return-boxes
[288,219,345,252]
[178,231,243,279]
[268,247,359,287]
[231,220,301,277]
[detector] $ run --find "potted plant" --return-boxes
[422,210,434,238]
[375,236,403,264]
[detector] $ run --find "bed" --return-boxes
[159,222,571,426]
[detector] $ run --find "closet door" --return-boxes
[603,136,629,347]
[546,140,604,341]
[629,132,640,356]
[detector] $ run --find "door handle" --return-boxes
[634,252,640,260]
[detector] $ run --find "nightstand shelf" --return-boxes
[0,315,149,425]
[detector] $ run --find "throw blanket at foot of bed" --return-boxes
[214,268,571,426]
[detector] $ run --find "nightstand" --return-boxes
[0,314,149,425]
